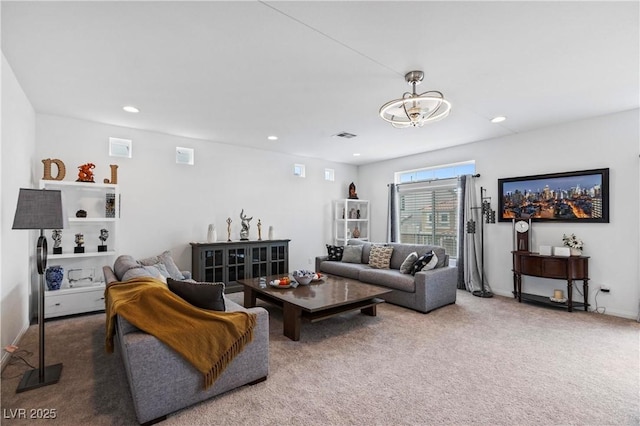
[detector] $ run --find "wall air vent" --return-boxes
[334,132,357,139]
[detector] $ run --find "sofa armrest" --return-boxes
[315,255,329,273]
[413,266,458,312]
[103,266,118,285]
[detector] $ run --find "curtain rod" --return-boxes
[389,173,480,187]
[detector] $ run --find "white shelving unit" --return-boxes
[39,180,119,318]
[334,199,370,246]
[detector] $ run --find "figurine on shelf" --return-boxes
[257,219,262,241]
[52,229,62,254]
[76,209,87,218]
[348,182,359,199]
[226,217,232,242]
[239,209,253,241]
[98,228,109,252]
[74,233,85,254]
[76,163,96,183]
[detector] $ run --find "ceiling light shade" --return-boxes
[379,71,451,128]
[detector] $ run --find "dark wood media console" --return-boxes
[512,251,589,312]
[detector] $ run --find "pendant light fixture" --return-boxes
[379,70,451,128]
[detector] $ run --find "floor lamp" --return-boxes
[466,186,495,298]
[12,188,64,393]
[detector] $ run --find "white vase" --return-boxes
[268,226,274,240]
[570,248,582,256]
[207,224,216,243]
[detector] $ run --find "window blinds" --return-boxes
[398,180,459,257]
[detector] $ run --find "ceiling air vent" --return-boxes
[334,132,357,139]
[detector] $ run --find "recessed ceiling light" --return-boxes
[123,106,139,113]
[353,153,361,157]
[267,135,278,141]
[490,116,506,123]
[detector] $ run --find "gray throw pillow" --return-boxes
[167,278,226,311]
[121,265,166,282]
[341,245,363,264]
[400,252,418,274]
[138,250,185,280]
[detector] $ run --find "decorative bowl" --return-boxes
[292,269,315,285]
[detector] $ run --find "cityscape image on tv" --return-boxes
[501,174,604,220]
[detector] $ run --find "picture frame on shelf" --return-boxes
[498,168,609,222]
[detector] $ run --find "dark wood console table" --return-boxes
[512,251,589,312]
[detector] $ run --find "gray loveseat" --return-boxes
[316,241,457,313]
[103,256,269,425]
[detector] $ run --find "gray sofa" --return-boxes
[316,241,457,313]
[103,260,269,425]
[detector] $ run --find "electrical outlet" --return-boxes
[600,285,610,293]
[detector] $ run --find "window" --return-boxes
[395,161,475,258]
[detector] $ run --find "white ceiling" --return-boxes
[2,1,638,165]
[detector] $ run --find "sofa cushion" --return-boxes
[138,250,185,280]
[318,261,368,280]
[342,245,363,263]
[369,245,394,269]
[411,251,437,275]
[326,245,344,261]
[399,252,418,274]
[167,278,226,311]
[358,269,416,292]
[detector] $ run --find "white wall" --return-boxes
[1,54,37,364]
[34,114,357,274]
[358,109,640,319]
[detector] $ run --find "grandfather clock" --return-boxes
[512,218,532,252]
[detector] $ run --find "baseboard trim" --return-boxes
[1,323,30,372]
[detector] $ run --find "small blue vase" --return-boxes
[45,265,64,291]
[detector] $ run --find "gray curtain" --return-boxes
[456,176,467,289]
[459,175,490,293]
[387,184,400,243]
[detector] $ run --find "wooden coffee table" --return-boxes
[239,274,391,341]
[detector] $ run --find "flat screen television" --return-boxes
[497,168,609,222]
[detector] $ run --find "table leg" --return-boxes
[567,280,573,312]
[361,304,377,316]
[283,302,302,341]
[516,274,522,303]
[583,279,589,311]
[512,272,518,298]
[244,288,257,308]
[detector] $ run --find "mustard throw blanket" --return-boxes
[105,277,256,389]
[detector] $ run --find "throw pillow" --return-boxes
[410,251,435,276]
[368,245,394,269]
[399,252,419,274]
[326,244,344,261]
[341,244,363,263]
[138,250,185,280]
[121,265,161,282]
[423,253,439,271]
[167,278,226,311]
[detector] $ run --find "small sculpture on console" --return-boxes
[348,182,359,199]
[98,228,109,252]
[74,233,85,254]
[52,229,62,254]
[76,163,96,183]
[257,219,262,241]
[239,209,253,241]
[226,217,232,242]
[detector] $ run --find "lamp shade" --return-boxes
[12,188,64,230]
